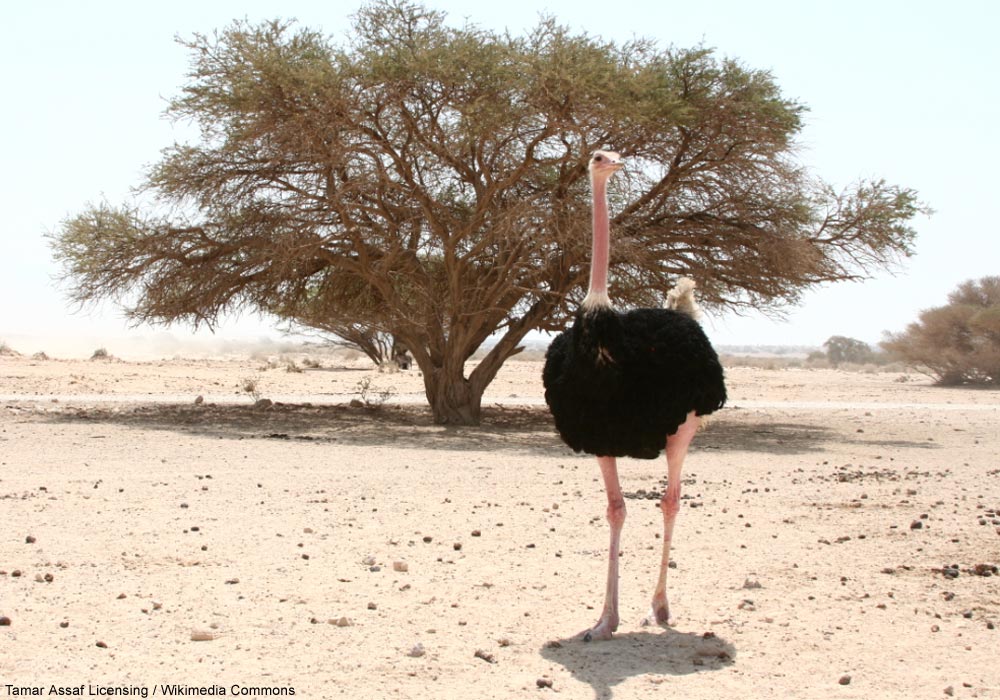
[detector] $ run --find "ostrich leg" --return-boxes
[584,455,626,642]
[645,411,700,627]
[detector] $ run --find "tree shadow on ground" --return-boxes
[33,402,936,457]
[539,628,735,699]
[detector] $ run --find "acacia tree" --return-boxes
[882,277,1000,385]
[823,336,876,366]
[52,1,926,424]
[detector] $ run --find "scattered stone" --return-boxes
[839,675,852,685]
[962,610,974,619]
[25,535,36,544]
[253,398,273,410]
[11,570,22,578]
[423,536,433,543]
[742,578,762,589]
[972,563,998,577]
[474,649,496,664]
[393,561,409,573]
[362,556,377,566]
[471,530,482,537]
[910,520,923,530]
[194,395,204,405]
[117,593,127,599]
[96,641,108,649]
[536,678,553,689]
[330,616,352,627]
[60,621,69,628]
[454,542,463,551]
[225,578,240,585]
[191,629,221,641]
[367,602,377,610]
[498,637,512,647]
[738,599,756,611]
[944,686,954,697]
[0,616,11,626]
[407,642,426,658]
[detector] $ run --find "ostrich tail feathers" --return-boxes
[665,277,702,320]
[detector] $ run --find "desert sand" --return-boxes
[1,349,998,699]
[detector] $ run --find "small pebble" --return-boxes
[0,616,11,626]
[910,520,923,530]
[474,649,496,664]
[25,535,36,544]
[367,602,377,610]
[96,641,108,649]
[536,678,553,689]
[393,561,409,572]
[839,675,852,685]
[471,530,481,537]
[191,629,221,641]
[330,617,352,627]
[60,621,69,628]
[407,643,426,658]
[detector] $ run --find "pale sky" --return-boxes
[2,0,997,356]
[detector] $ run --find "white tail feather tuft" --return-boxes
[665,277,701,320]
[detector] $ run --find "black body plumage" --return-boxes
[543,306,727,459]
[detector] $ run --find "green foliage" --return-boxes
[882,277,1000,385]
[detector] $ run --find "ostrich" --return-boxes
[542,150,727,641]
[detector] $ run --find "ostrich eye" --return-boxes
[593,155,603,162]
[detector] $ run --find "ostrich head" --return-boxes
[589,150,624,181]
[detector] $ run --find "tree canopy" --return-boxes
[883,277,1000,385]
[52,0,927,423]
[823,336,878,366]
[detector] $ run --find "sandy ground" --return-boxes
[1,350,999,699]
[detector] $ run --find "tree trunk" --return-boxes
[426,367,483,425]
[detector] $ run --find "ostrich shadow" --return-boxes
[539,628,735,699]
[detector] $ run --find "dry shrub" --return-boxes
[883,277,1000,385]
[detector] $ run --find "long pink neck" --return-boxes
[582,175,611,310]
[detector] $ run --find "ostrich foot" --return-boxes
[581,614,618,642]
[640,597,671,628]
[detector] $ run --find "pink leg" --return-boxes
[644,412,700,628]
[583,455,625,642]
